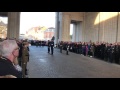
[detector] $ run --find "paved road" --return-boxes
[27,46,120,78]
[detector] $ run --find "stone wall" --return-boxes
[59,12,84,41]
[84,12,99,42]
[84,12,119,43]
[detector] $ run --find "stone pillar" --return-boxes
[55,12,59,44]
[117,12,120,42]
[59,12,63,42]
[72,23,76,42]
[61,14,70,41]
[76,22,82,42]
[79,22,83,42]
[7,12,20,39]
[59,12,84,42]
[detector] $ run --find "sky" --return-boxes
[20,12,55,34]
[0,12,73,35]
[0,12,55,34]
[0,17,8,24]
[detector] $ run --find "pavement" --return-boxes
[27,46,120,78]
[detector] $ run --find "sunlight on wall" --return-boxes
[94,12,118,25]
[70,24,73,35]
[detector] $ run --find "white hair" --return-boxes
[0,40,18,57]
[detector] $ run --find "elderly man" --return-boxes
[0,40,22,78]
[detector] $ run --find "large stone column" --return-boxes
[55,12,59,44]
[79,22,83,42]
[61,13,70,41]
[59,12,63,42]
[117,12,120,42]
[72,23,76,42]
[75,23,79,42]
[7,12,20,39]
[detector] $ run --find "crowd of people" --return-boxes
[0,38,30,78]
[30,40,47,46]
[1,37,120,78]
[58,41,120,64]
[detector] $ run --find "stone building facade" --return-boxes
[55,12,120,44]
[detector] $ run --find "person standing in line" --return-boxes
[60,41,63,53]
[48,40,51,53]
[66,42,69,55]
[50,40,54,55]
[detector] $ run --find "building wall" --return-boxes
[84,12,119,43]
[84,12,99,42]
[59,12,84,41]
[44,32,54,40]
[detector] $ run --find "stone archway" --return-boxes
[55,12,84,44]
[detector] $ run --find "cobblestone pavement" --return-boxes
[27,46,120,78]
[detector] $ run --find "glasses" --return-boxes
[14,47,20,50]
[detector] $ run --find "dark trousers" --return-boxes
[60,46,62,53]
[115,53,119,64]
[79,49,82,54]
[109,53,114,63]
[48,47,50,53]
[51,47,54,54]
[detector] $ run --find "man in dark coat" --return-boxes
[50,40,54,55]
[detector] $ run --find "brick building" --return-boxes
[26,26,54,40]
[44,27,54,40]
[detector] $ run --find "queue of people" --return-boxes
[58,41,120,64]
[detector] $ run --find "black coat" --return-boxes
[0,57,22,78]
